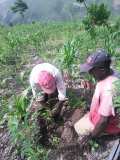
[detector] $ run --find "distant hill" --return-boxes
[0,0,120,25]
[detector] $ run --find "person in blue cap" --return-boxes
[74,49,120,144]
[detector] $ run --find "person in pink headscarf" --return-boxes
[29,63,66,118]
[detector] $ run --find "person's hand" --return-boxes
[80,80,94,90]
[28,99,46,113]
[78,134,92,146]
[64,120,73,128]
[51,101,63,117]
[29,101,39,112]
[51,104,60,117]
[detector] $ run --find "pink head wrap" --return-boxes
[37,71,56,94]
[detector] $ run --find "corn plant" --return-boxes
[9,95,29,119]
[67,89,86,108]
[57,39,80,75]
[113,80,120,113]
[104,30,120,56]
[92,25,120,56]
[8,95,49,160]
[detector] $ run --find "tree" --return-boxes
[76,0,110,28]
[11,0,28,17]
[88,3,110,26]
[76,0,88,10]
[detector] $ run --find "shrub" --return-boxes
[87,3,110,26]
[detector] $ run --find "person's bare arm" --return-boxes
[78,115,109,146]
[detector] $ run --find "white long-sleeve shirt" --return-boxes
[29,63,66,101]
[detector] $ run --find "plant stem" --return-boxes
[83,0,88,11]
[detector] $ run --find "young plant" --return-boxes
[60,40,77,71]
[113,80,120,113]
[8,95,49,160]
[57,38,80,79]
[9,95,29,119]
[89,140,99,151]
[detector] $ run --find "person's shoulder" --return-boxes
[105,73,118,81]
[97,75,117,91]
[32,63,43,69]
[41,63,58,69]
[31,63,53,70]
[106,75,120,91]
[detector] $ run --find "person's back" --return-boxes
[89,74,120,134]
[74,49,120,144]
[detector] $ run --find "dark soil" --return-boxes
[0,122,24,160]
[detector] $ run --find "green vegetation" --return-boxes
[113,80,120,113]
[0,16,120,159]
[82,3,110,36]
[7,94,49,160]
[76,0,111,39]
[77,0,111,26]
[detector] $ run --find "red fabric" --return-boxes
[89,108,120,134]
[89,75,120,134]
